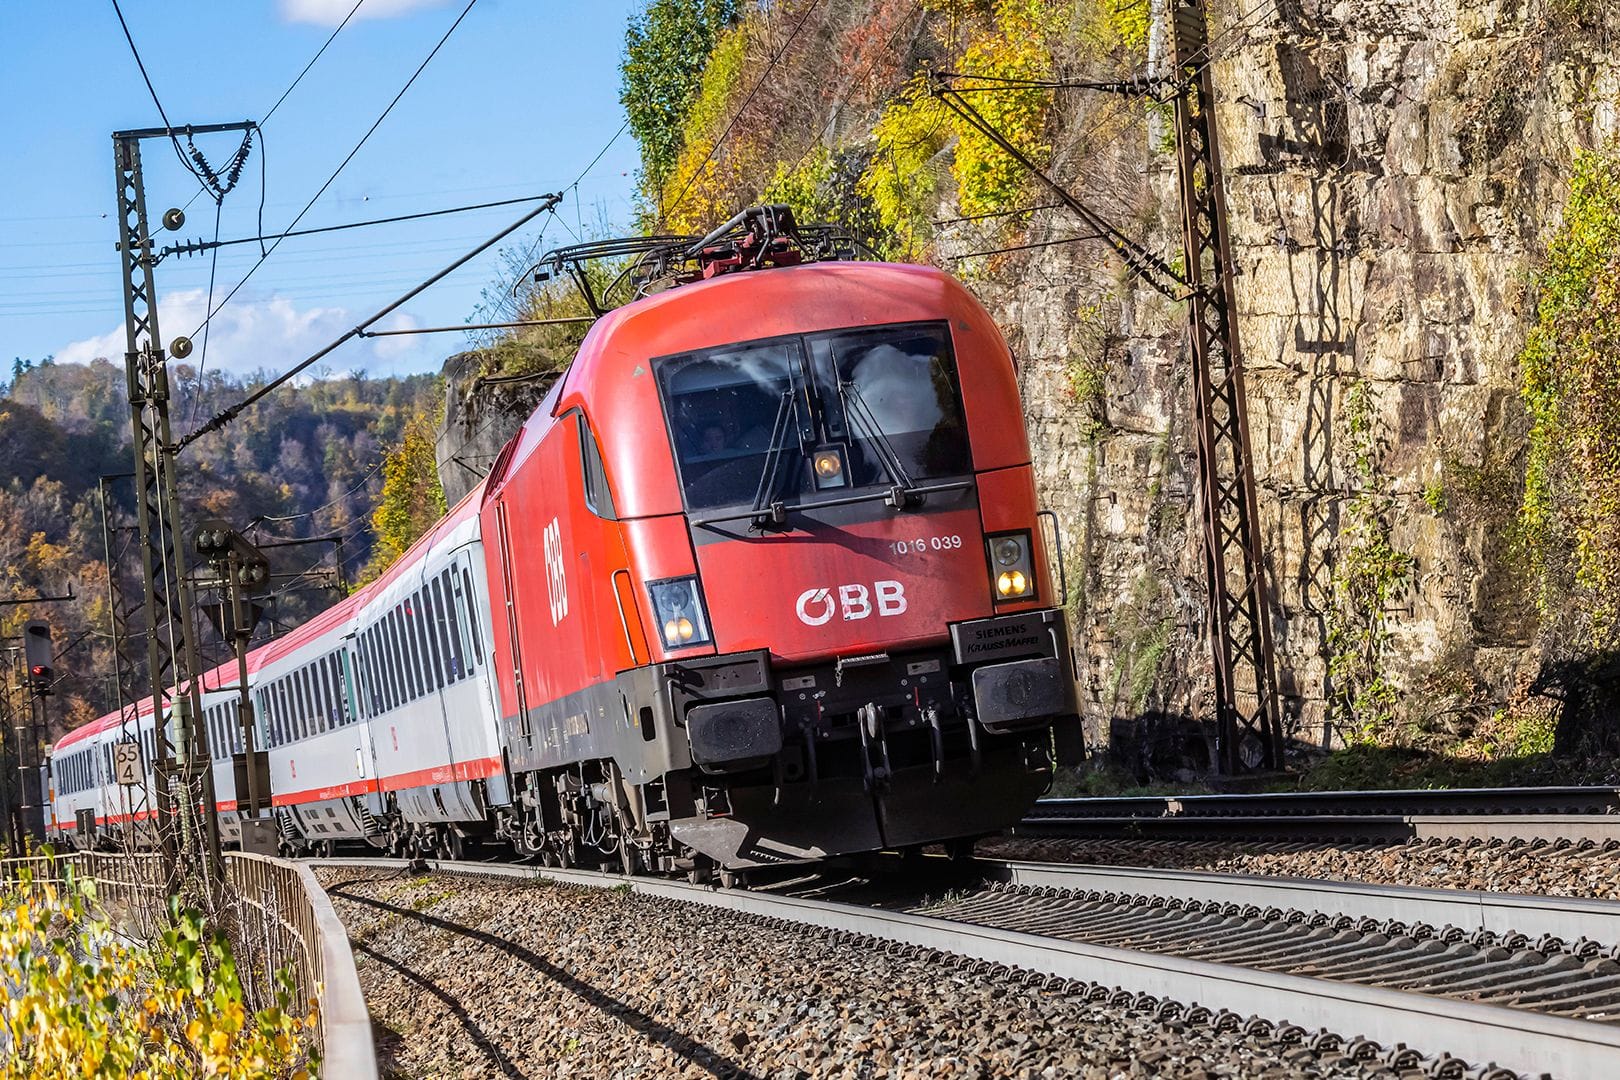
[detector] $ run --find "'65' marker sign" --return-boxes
[543,517,568,625]
[796,581,907,626]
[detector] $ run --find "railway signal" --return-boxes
[24,622,53,695]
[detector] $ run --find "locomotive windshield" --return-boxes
[656,322,971,512]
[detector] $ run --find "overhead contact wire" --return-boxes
[189,0,481,340]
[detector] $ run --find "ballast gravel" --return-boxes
[317,867,1457,1079]
[980,836,1620,901]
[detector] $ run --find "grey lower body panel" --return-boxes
[671,746,1049,868]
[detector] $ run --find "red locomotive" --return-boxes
[481,207,1080,873]
[49,207,1081,877]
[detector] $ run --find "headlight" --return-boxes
[986,531,1034,602]
[647,576,713,649]
[811,446,847,489]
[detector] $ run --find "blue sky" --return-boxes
[0,0,642,381]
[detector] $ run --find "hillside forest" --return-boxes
[0,358,441,739]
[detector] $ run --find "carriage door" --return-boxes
[494,498,531,742]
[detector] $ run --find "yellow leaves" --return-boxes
[859,1,1068,256]
[0,861,314,1080]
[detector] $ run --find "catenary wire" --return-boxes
[180,0,366,216]
[188,0,481,340]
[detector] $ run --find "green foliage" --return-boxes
[1108,570,1173,712]
[860,1,1064,257]
[859,75,951,258]
[657,19,754,231]
[951,3,1060,216]
[763,146,839,223]
[364,408,447,582]
[0,863,315,1077]
[1517,149,1620,642]
[1064,301,1113,442]
[1326,380,1416,745]
[1421,476,1447,516]
[1,361,434,731]
[620,0,739,190]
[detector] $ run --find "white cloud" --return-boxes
[279,0,452,26]
[55,289,434,379]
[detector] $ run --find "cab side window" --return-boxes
[576,412,617,520]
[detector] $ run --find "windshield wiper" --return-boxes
[838,379,918,506]
[748,389,796,527]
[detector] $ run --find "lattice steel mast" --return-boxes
[1167,1,1282,771]
[114,127,249,878]
[934,0,1282,772]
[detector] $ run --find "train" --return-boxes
[46,207,1082,878]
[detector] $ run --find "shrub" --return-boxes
[1518,149,1620,641]
[0,866,315,1078]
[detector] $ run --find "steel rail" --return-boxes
[1015,812,1620,843]
[1033,786,1620,819]
[316,856,1620,1078]
[983,859,1620,953]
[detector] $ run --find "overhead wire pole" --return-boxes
[114,125,240,886]
[1166,0,1282,772]
[930,0,1283,773]
[100,471,155,847]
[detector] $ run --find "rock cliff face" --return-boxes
[435,352,559,507]
[439,0,1613,773]
[977,0,1616,764]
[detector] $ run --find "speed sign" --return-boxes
[112,740,142,786]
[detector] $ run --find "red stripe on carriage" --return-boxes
[272,777,381,807]
[377,754,504,794]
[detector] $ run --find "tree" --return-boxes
[363,410,447,581]
[620,0,739,191]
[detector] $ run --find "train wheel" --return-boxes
[718,868,746,890]
[686,856,714,886]
[316,839,335,859]
[441,828,465,861]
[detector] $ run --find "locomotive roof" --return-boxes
[488,259,1013,518]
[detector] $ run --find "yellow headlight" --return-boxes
[676,617,694,641]
[996,570,1029,597]
[663,619,681,644]
[813,451,842,478]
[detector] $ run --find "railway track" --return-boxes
[317,854,1620,1077]
[1021,785,1620,842]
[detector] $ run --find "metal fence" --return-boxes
[1,850,377,1078]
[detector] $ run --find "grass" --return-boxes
[1281,743,1617,792]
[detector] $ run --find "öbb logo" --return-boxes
[795,581,907,626]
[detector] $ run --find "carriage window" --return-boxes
[461,568,484,666]
[412,590,431,691]
[433,573,460,682]
[421,587,446,691]
[302,669,313,737]
[317,660,330,729]
[366,629,384,713]
[323,654,339,728]
[388,612,405,709]
[384,612,402,709]
[408,599,429,700]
